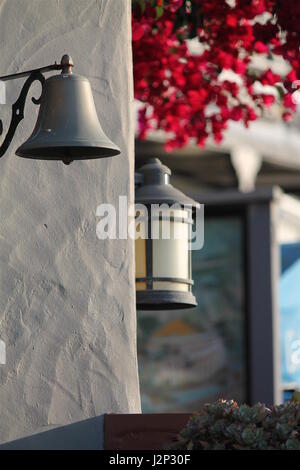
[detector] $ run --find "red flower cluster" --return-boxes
[132,0,300,150]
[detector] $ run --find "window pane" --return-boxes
[137,216,247,412]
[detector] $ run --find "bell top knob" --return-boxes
[60,54,74,74]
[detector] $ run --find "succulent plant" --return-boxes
[169,398,300,450]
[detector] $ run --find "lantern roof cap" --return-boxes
[135,158,200,209]
[139,157,171,176]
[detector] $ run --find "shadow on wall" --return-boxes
[0,415,104,450]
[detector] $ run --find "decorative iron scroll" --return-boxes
[0,71,45,159]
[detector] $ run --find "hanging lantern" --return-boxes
[135,158,199,310]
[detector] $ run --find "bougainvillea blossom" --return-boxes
[132,0,300,150]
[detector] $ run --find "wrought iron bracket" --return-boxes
[0,71,45,159]
[0,55,73,159]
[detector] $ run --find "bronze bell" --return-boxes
[16,55,121,165]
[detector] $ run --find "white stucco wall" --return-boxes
[0,0,140,447]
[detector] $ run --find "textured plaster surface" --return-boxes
[0,0,140,446]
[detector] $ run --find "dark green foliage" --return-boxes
[169,399,300,450]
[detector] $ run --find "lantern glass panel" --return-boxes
[135,211,147,291]
[152,281,189,292]
[152,208,190,290]
[136,237,147,291]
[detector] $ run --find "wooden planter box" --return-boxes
[104,414,191,450]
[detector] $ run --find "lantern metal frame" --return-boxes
[135,158,199,310]
[136,207,196,310]
[0,54,120,164]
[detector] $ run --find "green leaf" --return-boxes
[133,0,146,13]
[275,84,285,100]
[156,5,164,18]
[292,390,300,402]
[286,438,300,450]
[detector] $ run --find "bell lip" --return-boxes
[16,143,121,160]
[136,290,197,311]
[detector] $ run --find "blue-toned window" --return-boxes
[137,216,247,412]
[280,243,300,395]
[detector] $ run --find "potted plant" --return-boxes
[169,398,300,450]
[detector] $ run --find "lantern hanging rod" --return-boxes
[0,55,74,82]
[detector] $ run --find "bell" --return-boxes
[16,55,121,165]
